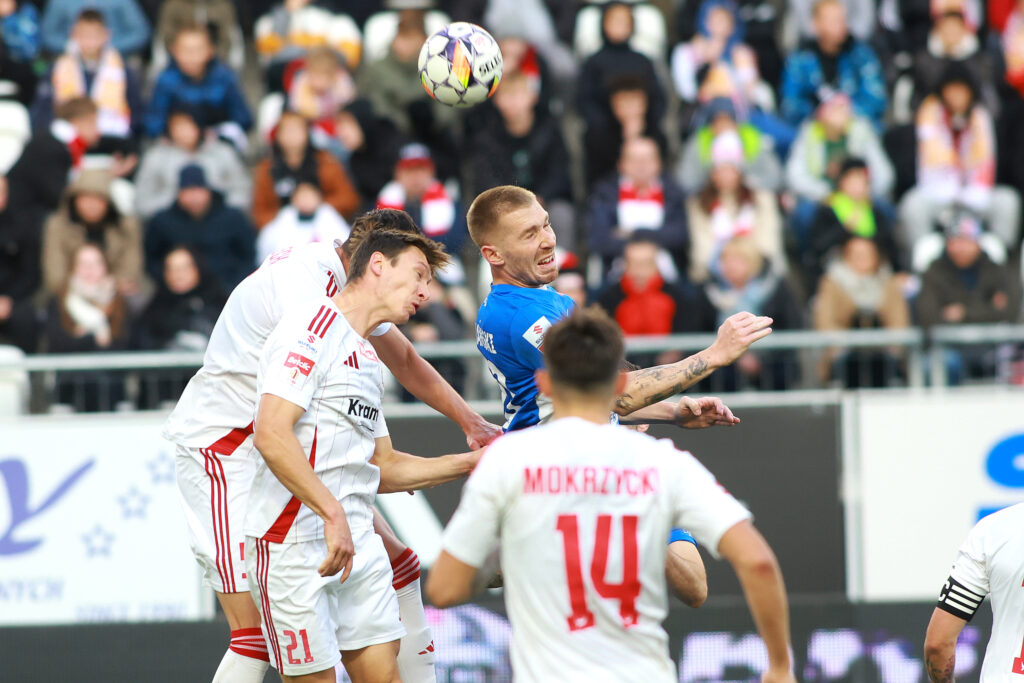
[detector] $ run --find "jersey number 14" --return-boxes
[556,513,641,632]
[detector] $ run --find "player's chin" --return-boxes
[534,265,559,284]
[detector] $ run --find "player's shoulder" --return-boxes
[970,503,1024,542]
[273,297,347,348]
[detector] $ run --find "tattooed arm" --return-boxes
[613,312,773,415]
[924,608,966,682]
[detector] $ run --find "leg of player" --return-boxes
[211,591,267,682]
[666,530,708,608]
[340,641,401,683]
[279,668,337,682]
[373,508,436,683]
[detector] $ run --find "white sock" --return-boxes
[212,648,270,683]
[391,549,436,683]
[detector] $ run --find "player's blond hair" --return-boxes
[466,185,537,248]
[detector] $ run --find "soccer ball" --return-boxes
[418,22,503,108]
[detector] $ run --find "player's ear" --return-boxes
[615,372,628,395]
[369,251,385,276]
[535,369,552,397]
[481,244,504,267]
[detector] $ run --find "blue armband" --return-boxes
[668,528,696,546]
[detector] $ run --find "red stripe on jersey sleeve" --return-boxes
[307,305,327,332]
[262,429,318,543]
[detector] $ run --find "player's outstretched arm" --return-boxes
[372,326,502,449]
[372,435,483,493]
[717,520,795,683]
[923,609,966,683]
[254,394,355,580]
[614,312,772,415]
[619,397,740,429]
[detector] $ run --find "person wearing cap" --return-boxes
[376,142,467,258]
[686,129,785,284]
[786,90,894,250]
[898,64,1021,251]
[677,96,782,194]
[780,0,886,129]
[917,207,1021,382]
[144,163,255,291]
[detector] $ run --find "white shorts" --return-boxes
[247,528,405,676]
[174,424,255,594]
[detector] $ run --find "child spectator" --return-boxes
[136,246,226,351]
[145,164,255,291]
[34,9,144,155]
[332,98,402,206]
[0,0,38,63]
[145,23,252,153]
[0,175,39,352]
[41,169,144,301]
[813,236,910,387]
[40,0,149,58]
[251,110,359,227]
[685,131,785,283]
[154,0,240,68]
[287,46,356,127]
[134,110,251,221]
[256,182,350,263]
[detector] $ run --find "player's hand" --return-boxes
[709,312,773,367]
[673,396,740,429]
[761,667,796,683]
[465,419,502,450]
[320,507,355,583]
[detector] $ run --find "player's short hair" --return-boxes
[75,8,106,26]
[342,209,421,257]
[544,306,625,393]
[347,229,450,282]
[55,96,98,122]
[467,185,536,248]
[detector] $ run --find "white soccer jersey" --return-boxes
[163,241,390,449]
[442,417,751,683]
[245,298,388,543]
[937,503,1024,681]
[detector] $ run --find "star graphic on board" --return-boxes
[82,525,114,557]
[117,486,150,519]
[147,450,175,485]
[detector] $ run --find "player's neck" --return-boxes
[330,289,387,338]
[550,398,616,425]
[491,268,544,289]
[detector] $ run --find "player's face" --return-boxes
[380,246,432,322]
[493,200,558,287]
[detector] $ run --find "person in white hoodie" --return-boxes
[256,181,350,263]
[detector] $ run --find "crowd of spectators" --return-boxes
[1,0,1024,409]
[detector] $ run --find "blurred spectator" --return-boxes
[135,246,226,351]
[252,110,359,228]
[588,137,688,277]
[7,96,99,219]
[487,32,556,115]
[467,70,575,250]
[552,269,587,308]
[999,1,1024,206]
[912,8,999,117]
[145,164,255,291]
[692,235,803,389]
[583,75,668,190]
[898,65,1021,250]
[45,242,130,410]
[40,0,150,58]
[481,0,575,84]
[356,10,457,138]
[287,46,356,127]
[377,143,467,258]
[917,209,1021,382]
[786,92,895,248]
[677,97,782,193]
[0,33,37,107]
[332,98,402,206]
[809,158,901,279]
[813,235,910,386]
[597,235,691,367]
[780,0,887,129]
[578,3,666,155]
[154,0,240,67]
[144,23,252,153]
[256,181,350,263]
[1004,0,1024,97]
[398,278,467,401]
[134,109,251,221]
[32,9,144,155]
[0,175,39,352]
[790,0,876,42]
[685,131,785,283]
[1,0,38,63]
[41,169,144,302]
[255,0,362,92]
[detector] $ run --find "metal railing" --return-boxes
[2,324,1024,413]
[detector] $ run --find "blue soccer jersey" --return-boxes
[476,284,576,431]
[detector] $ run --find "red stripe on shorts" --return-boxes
[202,448,234,593]
[257,540,284,671]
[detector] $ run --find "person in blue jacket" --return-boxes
[40,0,149,58]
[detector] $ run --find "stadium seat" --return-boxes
[361,10,452,65]
[572,1,667,62]
[0,100,30,174]
[911,231,1006,273]
[0,345,29,416]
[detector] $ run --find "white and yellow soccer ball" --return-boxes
[418,22,503,108]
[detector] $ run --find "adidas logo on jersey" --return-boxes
[343,351,359,369]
